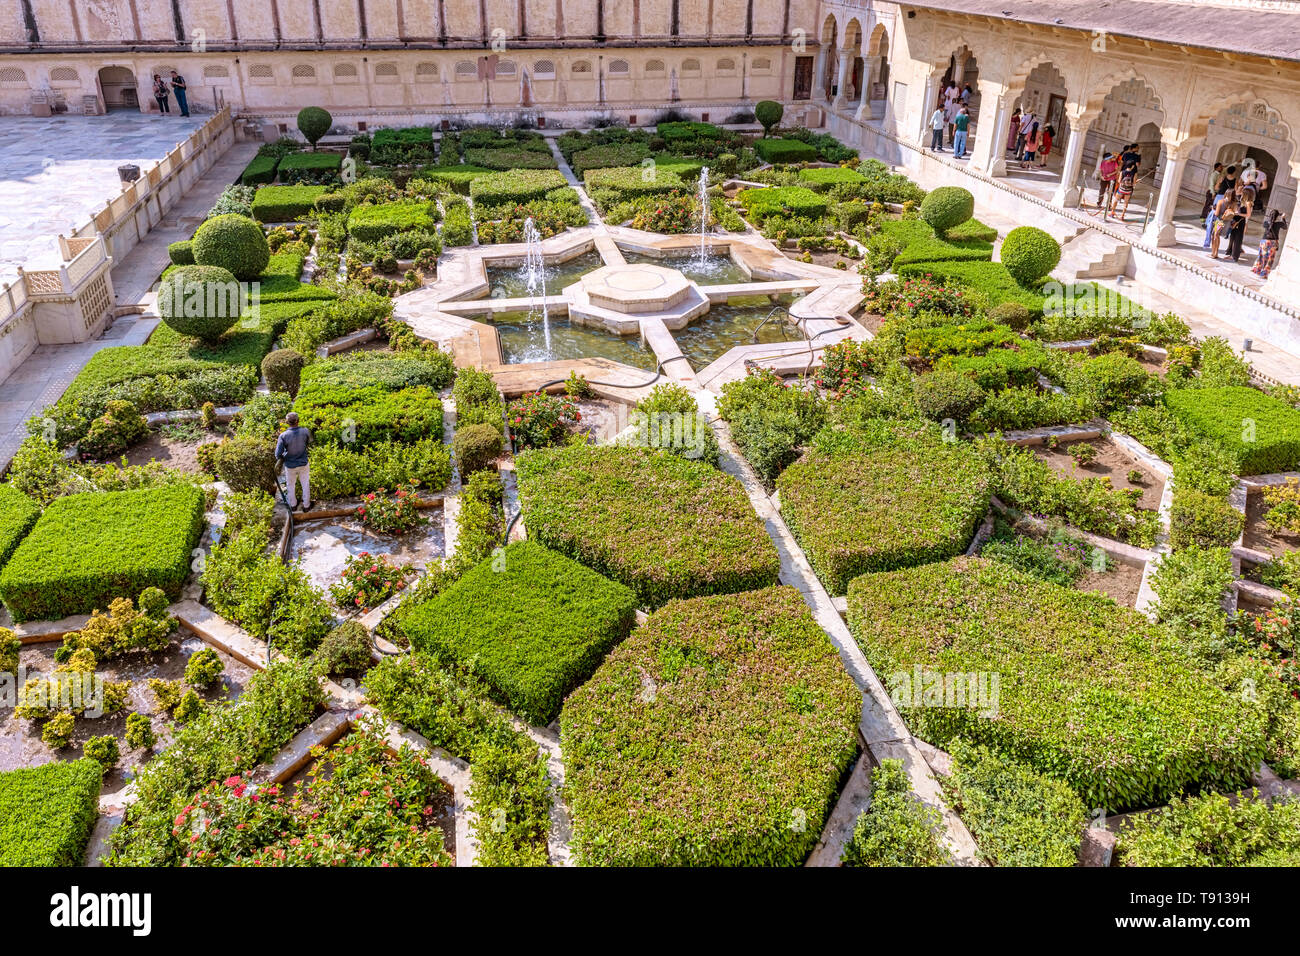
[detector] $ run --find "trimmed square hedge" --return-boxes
[0,485,206,623]
[251,185,330,222]
[583,165,685,200]
[403,541,637,724]
[561,585,860,866]
[0,485,40,572]
[753,138,819,164]
[239,154,278,186]
[777,421,992,594]
[0,759,103,866]
[736,185,828,222]
[293,353,449,447]
[516,444,780,608]
[797,166,867,189]
[878,217,994,269]
[470,169,569,206]
[276,151,344,182]
[847,556,1268,810]
[346,200,438,243]
[1166,386,1300,476]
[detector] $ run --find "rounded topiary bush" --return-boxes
[158,264,241,343]
[212,436,279,493]
[1000,226,1061,286]
[913,369,985,424]
[311,620,373,678]
[262,348,306,396]
[755,100,784,137]
[920,186,975,234]
[297,106,332,148]
[191,213,270,280]
[454,423,504,476]
[990,301,1033,332]
[167,239,195,265]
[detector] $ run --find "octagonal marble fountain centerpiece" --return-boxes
[565,262,710,335]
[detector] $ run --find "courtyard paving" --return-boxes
[0,111,205,284]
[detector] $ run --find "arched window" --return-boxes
[249,64,274,83]
[533,60,556,77]
[752,57,771,72]
[609,59,629,75]
[682,58,701,74]
[0,67,29,86]
[291,64,316,84]
[333,64,358,83]
[49,67,79,85]
[455,60,476,80]
[716,58,736,73]
[374,63,399,83]
[202,65,229,79]
[416,62,438,82]
[645,59,665,75]
[497,60,517,76]
[572,60,592,74]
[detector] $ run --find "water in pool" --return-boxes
[486,251,605,299]
[673,299,806,372]
[621,251,751,286]
[489,310,658,371]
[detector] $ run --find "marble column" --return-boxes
[982,95,1013,177]
[1051,116,1094,208]
[831,53,852,110]
[1142,146,1189,246]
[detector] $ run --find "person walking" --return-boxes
[169,70,189,117]
[1203,165,1235,249]
[274,411,313,512]
[1096,151,1120,210]
[152,74,170,114]
[1209,191,1238,259]
[1201,162,1224,219]
[1037,124,1054,168]
[1226,198,1250,263]
[928,104,945,152]
[1252,209,1288,278]
[952,107,970,159]
[1020,122,1039,167]
[1016,111,1034,160]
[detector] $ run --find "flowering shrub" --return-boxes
[357,482,425,535]
[174,722,453,867]
[815,340,880,396]
[507,391,579,450]
[862,274,974,318]
[628,191,696,234]
[1235,600,1300,699]
[1263,478,1300,536]
[331,551,414,612]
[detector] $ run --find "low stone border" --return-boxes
[804,750,874,867]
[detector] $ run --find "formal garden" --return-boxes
[0,100,1297,868]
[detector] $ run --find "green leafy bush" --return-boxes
[83,735,120,770]
[562,586,859,866]
[1116,791,1300,866]
[470,169,569,206]
[842,759,951,867]
[848,556,1267,809]
[240,154,279,186]
[261,348,305,396]
[295,106,332,147]
[212,435,278,493]
[404,541,637,725]
[453,422,503,476]
[184,646,225,687]
[191,213,270,280]
[912,369,985,423]
[736,185,827,222]
[1166,386,1300,475]
[346,200,437,243]
[752,137,818,164]
[797,166,866,190]
[755,100,784,136]
[250,185,329,222]
[778,419,992,594]
[78,399,148,460]
[1170,488,1244,550]
[309,437,451,500]
[157,264,241,344]
[717,368,825,482]
[1061,352,1151,412]
[167,239,195,265]
[942,741,1087,866]
[920,186,975,234]
[276,150,343,184]
[1150,546,1234,636]
[0,484,41,572]
[0,759,102,865]
[628,382,720,467]
[0,485,205,623]
[124,712,155,750]
[311,619,372,678]
[999,226,1061,285]
[516,444,779,608]
[369,126,436,165]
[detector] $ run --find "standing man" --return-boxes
[1016,110,1034,160]
[169,70,190,117]
[928,103,945,152]
[1201,162,1224,219]
[952,107,970,160]
[274,412,313,512]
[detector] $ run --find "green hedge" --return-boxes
[571,142,652,175]
[346,200,438,243]
[293,354,447,447]
[403,541,637,724]
[797,166,867,190]
[0,759,102,866]
[470,169,569,206]
[848,557,1268,810]
[462,147,558,170]
[777,420,992,594]
[0,485,40,573]
[0,485,205,623]
[276,150,343,182]
[250,185,329,222]
[561,585,860,866]
[1166,386,1300,475]
[877,217,994,269]
[239,154,278,186]
[516,444,780,608]
[753,138,819,164]
[1115,790,1300,866]
[420,164,495,194]
[736,185,828,222]
[584,165,685,202]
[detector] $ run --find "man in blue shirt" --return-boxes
[274,412,313,511]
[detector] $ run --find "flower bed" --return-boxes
[515,444,780,608]
[561,585,860,866]
[1166,386,1300,476]
[0,759,102,866]
[0,485,205,623]
[292,354,450,448]
[402,541,637,725]
[847,556,1268,810]
[776,420,992,594]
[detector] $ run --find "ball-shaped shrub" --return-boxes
[158,264,241,343]
[755,100,784,137]
[1000,226,1061,286]
[192,213,270,280]
[83,735,120,770]
[912,369,985,424]
[78,400,148,460]
[990,302,1033,332]
[167,239,195,265]
[262,348,306,396]
[297,106,333,148]
[920,186,975,234]
[311,620,373,678]
[454,423,504,476]
[212,436,279,493]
